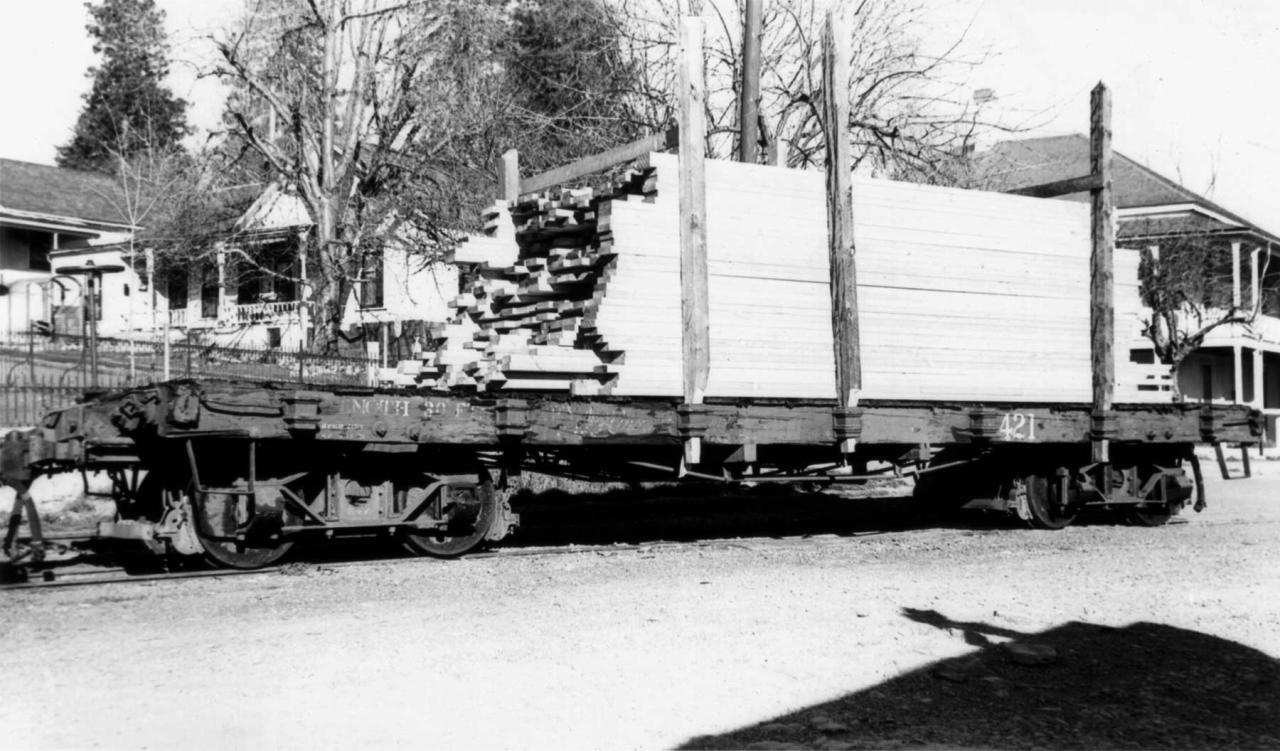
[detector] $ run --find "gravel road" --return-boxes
[2,462,1278,751]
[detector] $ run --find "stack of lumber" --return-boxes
[432,152,1107,402]
[432,169,658,393]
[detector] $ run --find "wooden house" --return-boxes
[151,183,456,357]
[0,159,135,338]
[156,183,312,350]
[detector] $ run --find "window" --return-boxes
[357,251,384,309]
[237,274,260,305]
[236,242,299,305]
[28,232,52,272]
[167,271,188,309]
[1263,267,1280,317]
[0,227,52,271]
[202,276,219,319]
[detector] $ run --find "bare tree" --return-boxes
[1138,238,1275,400]
[611,0,1015,182]
[86,122,216,378]
[210,0,455,349]
[211,0,644,349]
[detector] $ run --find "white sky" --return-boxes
[1,0,1277,231]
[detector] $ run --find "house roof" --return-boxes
[979,134,1279,245]
[0,158,132,229]
[232,182,311,235]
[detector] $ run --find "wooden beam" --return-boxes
[519,128,679,197]
[823,8,861,451]
[678,16,709,464]
[1214,441,1231,479]
[738,0,763,164]
[1090,82,1114,462]
[501,149,519,203]
[1008,172,1103,198]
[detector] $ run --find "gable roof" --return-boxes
[233,182,311,234]
[0,158,132,229]
[979,134,1278,244]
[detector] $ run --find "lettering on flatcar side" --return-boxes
[347,398,412,417]
[418,399,476,419]
[998,411,1038,441]
[542,402,659,436]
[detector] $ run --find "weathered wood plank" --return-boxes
[1008,173,1103,198]
[51,383,1265,467]
[519,129,678,197]
[520,398,1259,448]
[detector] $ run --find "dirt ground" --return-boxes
[1,460,1277,751]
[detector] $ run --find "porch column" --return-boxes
[1233,344,1244,404]
[1251,245,1262,312]
[1231,240,1242,308]
[297,230,309,346]
[216,244,231,324]
[1254,348,1265,409]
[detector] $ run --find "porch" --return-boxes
[1176,345,1280,446]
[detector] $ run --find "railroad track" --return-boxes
[0,535,794,591]
[7,511,1271,592]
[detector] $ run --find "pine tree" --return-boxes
[56,0,189,173]
[505,0,641,171]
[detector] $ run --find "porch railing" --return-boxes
[235,300,301,323]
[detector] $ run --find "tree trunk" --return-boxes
[302,0,345,354]
[1167,360,1184,402]
[306,197,349,353]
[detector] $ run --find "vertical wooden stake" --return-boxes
[501,149,520,204]
[738,0,763,164]
[823,9,861,453]
[1090,82,1114,463]
[678,16,710,465]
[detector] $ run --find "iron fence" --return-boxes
[0,333,381,426]
[0,375,108,428]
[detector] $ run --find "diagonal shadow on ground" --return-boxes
[678,609,1280,750]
